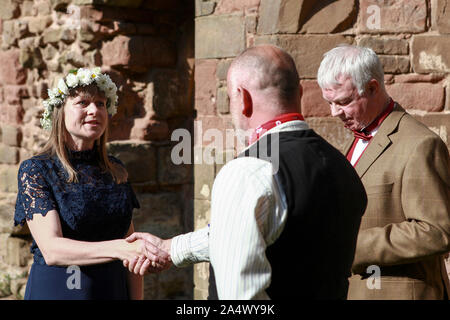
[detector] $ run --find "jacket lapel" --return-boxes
[354,103,406,178]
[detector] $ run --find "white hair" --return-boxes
[317,44,385,95]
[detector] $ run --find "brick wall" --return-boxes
[193,0,450,298]
[0,0,194,299]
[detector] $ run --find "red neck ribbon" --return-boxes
[249,112,305,145]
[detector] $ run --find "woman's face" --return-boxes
[64,91,108,151]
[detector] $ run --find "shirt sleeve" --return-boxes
[14,159,57,226]
[209,157,278,300]
[171,226,210,267]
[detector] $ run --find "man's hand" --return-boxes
[123,232,172,275]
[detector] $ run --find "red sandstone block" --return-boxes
[386,82,445,112]
[4,85,29,106]
[0,49,27,85]
[215,0,261,14]
[101,35,176,72]
[194,59,218,116]
[300,80,331,118]
[394,74,445,83]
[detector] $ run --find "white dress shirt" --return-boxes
[170,120,309,299]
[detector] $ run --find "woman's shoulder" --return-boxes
[19,153,55,173]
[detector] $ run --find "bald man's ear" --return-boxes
[240,87,253,118]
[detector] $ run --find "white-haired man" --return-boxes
[317,44,450,300]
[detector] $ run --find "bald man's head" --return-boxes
[228,45,300,106]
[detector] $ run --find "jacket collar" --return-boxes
[353,103,407,177]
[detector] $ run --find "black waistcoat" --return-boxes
[209,129,367,299]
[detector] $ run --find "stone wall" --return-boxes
[0,0,194,299]
[193,0,450,298]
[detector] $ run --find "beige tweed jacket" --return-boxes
[345,103,450,300]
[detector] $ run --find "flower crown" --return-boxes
[40,67,119,130]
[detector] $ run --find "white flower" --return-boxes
[91,67,101,78]
[57,78,69,96]
[47,87,60,99]
[77,68,94,85]
[94,73,108,91]
[66,73,79,88]
[49,97,63,106]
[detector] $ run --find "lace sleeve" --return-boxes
[14,159,57,226]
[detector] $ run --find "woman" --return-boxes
[14,67,160,299]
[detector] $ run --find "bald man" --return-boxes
[126,45,367,299]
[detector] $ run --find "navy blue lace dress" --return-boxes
[14,148,140,300]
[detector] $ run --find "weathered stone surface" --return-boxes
[0,104,24,125]
[75,0,144,7]
[216,86,229,114]
[2,20,29,48]
[1,125,22,147]
[42,27,75,44]
[0,165,18,193]
[412,113,450,146]
[255,35,353,78]
[149,69,185,119]
[359,0,426,33]
[193,262,210,299]
[4,86,29,106]
[0,145,19,165]
[394,73,444,83]
[411,35,450,73]
[194,115,233,148]
[216,59,232,81]
[300,80,330,118]
[6,237,30,267]
[157,267,193,299]
[107,141,157,183]
[358,37,409,55]
[133,192,183,238]
[300,0,356,33]
[387,82,445,112]
[194,163,215,200]
[157,145,192,186]
[0,271,12,298]
[195,0,216,16]
[215,0,260,14]
[258,0,303,34]
[27,16,52,34]
[142,0,178,11]
[195,14,245,59]
[0,0,20,20]
[379,55,410,74]
[195,59,218,116]
[130,119,169,141]
[20,47,44,69]
[306,117,353,154]
[101,35,176,72]
[435,0,450,34]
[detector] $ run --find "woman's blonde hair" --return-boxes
[38,83,128,184]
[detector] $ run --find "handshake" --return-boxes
[123,232,173,276]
